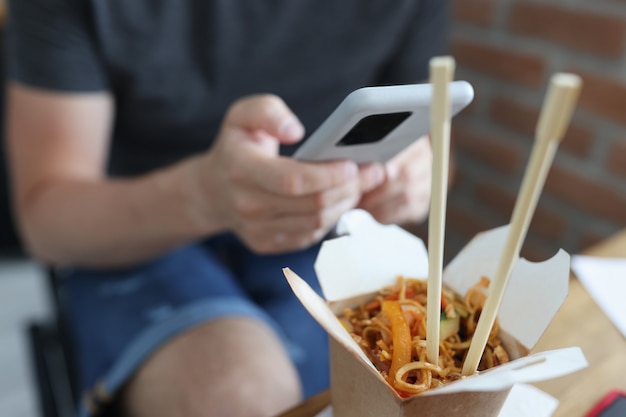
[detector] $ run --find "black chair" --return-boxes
[1,27,77,416]
[27,268,78,417]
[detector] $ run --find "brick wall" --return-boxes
[421,0,626,262]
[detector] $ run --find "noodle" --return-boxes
[340,276,510,397]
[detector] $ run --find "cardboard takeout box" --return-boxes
[284,209,587,417]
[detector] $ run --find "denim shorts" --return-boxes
[59,234,329,417]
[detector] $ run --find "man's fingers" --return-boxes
[359,182,431,225]
[358,163,386,193]
[224,94,305,144]
[358,180,397,210]
[363,196,412,224]
[230,180,362,219]
[238,156,359,196]
[238,196,359,254]
[385,135,432,179]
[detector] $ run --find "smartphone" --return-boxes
[293,81,474,164]
[586,390,626,417]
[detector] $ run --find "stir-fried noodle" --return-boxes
[340,276,510,397]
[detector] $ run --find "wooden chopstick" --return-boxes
[461,73,582,376]
[426,56,455,365]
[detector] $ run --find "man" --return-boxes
[5,1,449,416]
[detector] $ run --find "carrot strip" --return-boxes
[405,286,416,299]
[382,300,412,387]
[411,312,423,337]
[364,300,380,311]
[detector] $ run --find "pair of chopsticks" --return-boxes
[426,57,582,375]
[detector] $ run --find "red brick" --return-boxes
[508,2,626,58]
[489,96,536,136]
[571,69,626,125]
[475,182,567,242]
[544,164,626,226]
[554,123,594,158]
[456,87,481,116]
[453,0,497,27]
[489,96,595,157]
[475,182,515,218]
[446,202,493,239]
[449,169,464,190]
[607,139,626,178]
[452,126,525,174]
[403,222,428,243]
[520,235,560,263]
[450,192,559,261]
[452,39,546,88]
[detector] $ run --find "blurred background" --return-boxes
[440,0,626,262]
[1,0,626,416]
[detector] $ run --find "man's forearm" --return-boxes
[17,157,222,268]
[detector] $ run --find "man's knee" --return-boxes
[121,317,302,417]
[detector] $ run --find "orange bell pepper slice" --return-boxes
[382,300,412,388]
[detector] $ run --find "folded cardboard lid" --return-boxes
[314,209,429,303]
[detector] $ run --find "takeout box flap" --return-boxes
[283,267,381,376]
[442,225,570,348]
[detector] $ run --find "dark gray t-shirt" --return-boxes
[7,0,449,176]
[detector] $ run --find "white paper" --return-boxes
[313,384,559,417]
[571,255,626,339]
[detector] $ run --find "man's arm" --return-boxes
[6,82,224,267]
[7,84,385,268]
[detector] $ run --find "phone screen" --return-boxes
[336,112,412,146]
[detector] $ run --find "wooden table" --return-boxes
[532,229,626,416]
[280,229,626,417]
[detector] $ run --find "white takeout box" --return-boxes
[284,209,587,417]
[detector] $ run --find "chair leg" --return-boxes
[28,321,78,417]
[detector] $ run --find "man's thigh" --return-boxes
[61,242,283,416]
[121,316,302,417]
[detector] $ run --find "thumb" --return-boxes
[224,94,305,145]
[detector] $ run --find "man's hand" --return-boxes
[357,136,433,225]
[190,94,385,253]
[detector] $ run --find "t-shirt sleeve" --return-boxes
[379,0,451,84]
[6,0,109,91]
